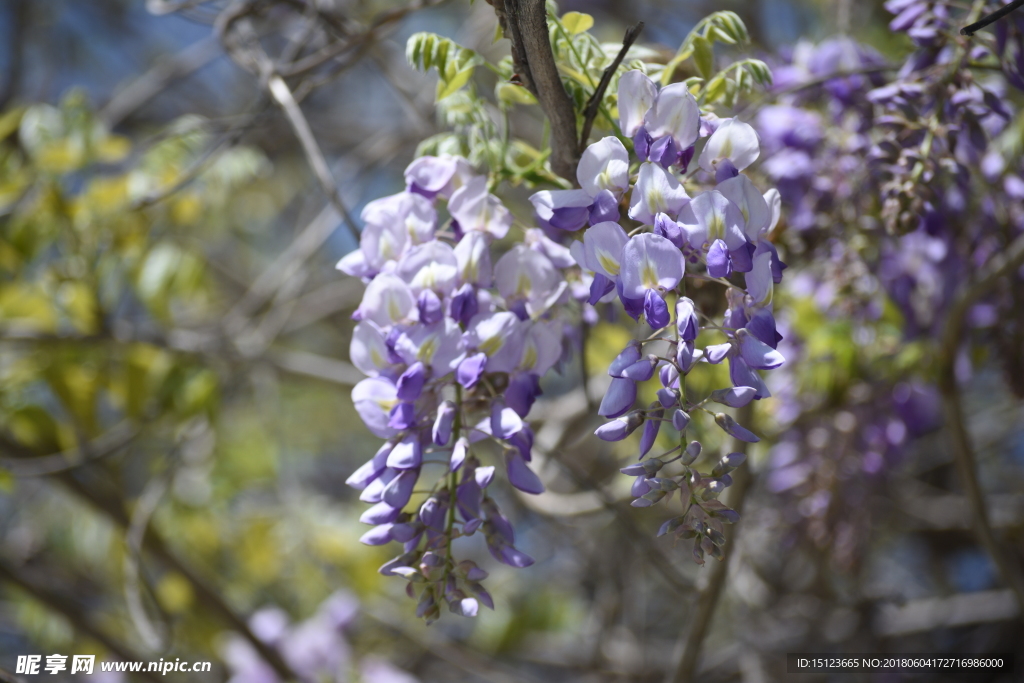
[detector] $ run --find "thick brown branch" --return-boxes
[502,0,579,181]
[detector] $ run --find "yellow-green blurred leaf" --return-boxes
[156,573,194,614]
[9,406,61,452]
[561,11,594,35]
[437,66,475,100]
[0,284,58,332]
[57,281,99,334]
[693,36,714,80]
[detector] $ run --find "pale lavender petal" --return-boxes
[645,82,701,150]
[620,233,685,298]
[618,70,657,136]
[628,162,690,224]
[578,136,630,197]
[699,119,761,174]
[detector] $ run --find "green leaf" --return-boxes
[704,75,728,103]
[693,36,714,80]
[496,82,537,107]
[437,66,475,100]
[561,11,594,35]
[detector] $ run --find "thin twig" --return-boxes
[124,476,171,652]
[266,74,361,243]
[961,0,1024,35]
[668,404,756,683]
[578,22,643,152]
[0,558,162,683]
[101,36,222,127]
[0,420,140,476]
[936,230,1024,613]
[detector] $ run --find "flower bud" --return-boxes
[714,412,760,442]
[682,440,702,465]
[433,400,456,446]
[710,386,757,408]
[712,451,746,476]
[672,409,691,432]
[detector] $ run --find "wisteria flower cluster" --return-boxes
[339,154,571,622]
[337,48,786,620]
[570,71,786,565]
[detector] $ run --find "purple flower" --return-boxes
[386,433,423,470]
[350,321,397,378]
[716,174,771,241]
[396,240,458,295]
[644,82,701,153]
[433,401,456,446]
[638,409,663,458]
[494,245,565,318]
[352,378,399,438]
[530,189,593,232]
[394,319,462,374]
[680,191,748,256]
[505,451,544,493]
[598,377,637,418]
[578,137,630,197]
[346,442,392,490]
[714,412,760,443]
[618,70,658,137]
[620,233,685,298]
[357,274,418,329]
[382,468,419,508]
[676,297,699,340]
[404,154,467,199]
[448,176,512,238]
[698,119,761,174]
[628,162,690,224]
[454,231,492,287]
[581,221,629,279]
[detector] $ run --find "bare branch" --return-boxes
[0,558,162,683]
[101,37,223,128]
[578,22,643,151]
[268,348,363,386]
[267,74,361,244]
[875,588,1021,636]
[0,420,141,477]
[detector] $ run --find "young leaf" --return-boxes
[561,11,594,35]
[693,35,714,80]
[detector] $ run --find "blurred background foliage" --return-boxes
[1,0,1023,682]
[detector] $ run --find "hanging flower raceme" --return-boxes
[338,51,787,617]
[339,155,570,623]
[573,69,787,566]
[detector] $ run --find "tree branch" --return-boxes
[502,0,579,181]
[578,22,642,152]
[936,230,1024,614]
[267,74,361,244]
[961,0,1024,36]
[0,433,296,678]
[101,36,223,128]
[0,558,162,683]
